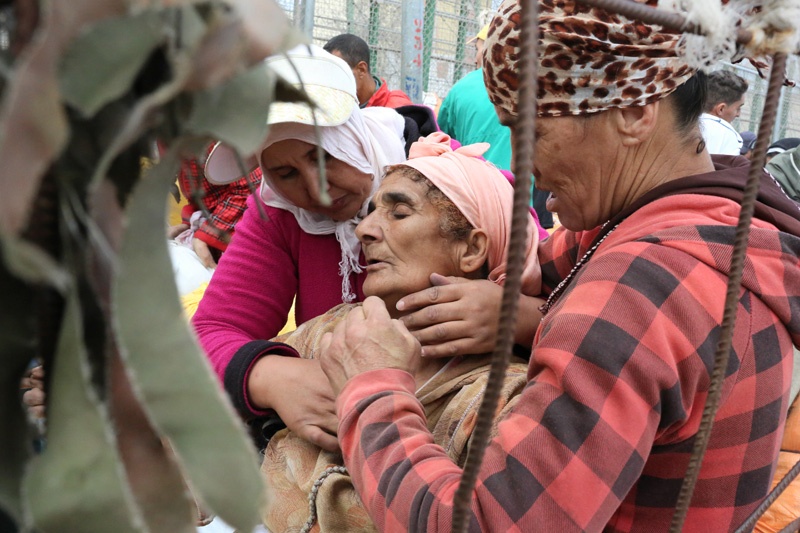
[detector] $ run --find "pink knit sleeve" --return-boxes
[192,195,299,382]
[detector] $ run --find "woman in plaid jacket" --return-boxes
[317,1,800,531]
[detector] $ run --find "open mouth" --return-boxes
[365,258,389,270]
[328,195,347,208]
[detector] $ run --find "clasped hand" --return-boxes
[320,296,421,396]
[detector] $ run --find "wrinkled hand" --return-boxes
[192,237,217,269]
[21,365,46,419]
[167,223,189,239]
[249,356,339,451]
[396,274,503,358]
[319,296,421,396]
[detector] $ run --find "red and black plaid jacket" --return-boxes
[335,160,800,532]
[177,145,262,252]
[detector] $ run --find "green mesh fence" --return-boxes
[277,0,800,135]
[279,0,496,105]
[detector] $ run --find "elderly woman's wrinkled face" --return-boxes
[499,107,620,231]
[356,172,465,314]
[261,139,373,221]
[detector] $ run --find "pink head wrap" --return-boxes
[400,132,541,296]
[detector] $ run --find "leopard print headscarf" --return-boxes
[483,0,695,117]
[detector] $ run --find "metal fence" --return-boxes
[280,0,502,105]
[725,56,800,143]
[281,0,800,142]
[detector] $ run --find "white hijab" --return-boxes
[259,105,406,302]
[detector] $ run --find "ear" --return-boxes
[615,101,659,147]
[355,61,370,77]
[711,101,727,117]
[459,229,489,277]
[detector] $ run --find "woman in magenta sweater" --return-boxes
[192,44,407,450]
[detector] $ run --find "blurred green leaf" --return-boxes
[60,11,165,117]
[113,150,264,531]
[0,250,37,525]
[1,238,70,292]
[186,63,275,156]
[23,290,141,533]
[176,4,209,52]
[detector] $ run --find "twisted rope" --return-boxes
[778,515,800,533]
[449,0,538,530]
[735,456,800,533]
[669,52,788,532]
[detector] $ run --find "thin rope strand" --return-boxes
[669,52,788,532]
[735,456,800,533]
[449,0,538,530]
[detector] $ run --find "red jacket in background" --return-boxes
[366,78,413,108]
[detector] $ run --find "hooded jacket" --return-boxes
[365,77,413,109]
[766,145,800,203]
[334,156,800,532]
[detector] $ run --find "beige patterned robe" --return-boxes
[262,304,529,532]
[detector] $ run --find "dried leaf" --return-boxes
[22,290,142,533]
[87,5,207,188]
[86,180,196,533]
[224,0,305,63]
[182,12,248,92]
[113,150,264,532]
[182,2,302,91]
[89,58,194,188]
[88,2,297,188]
[60,11,165,117]
[109,352,196,533]
[0,252,37,525]
[174,3,209,53]
[186,63,275,157]
[0,0,129,236]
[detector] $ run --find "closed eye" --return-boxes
[268,167,298,180]
[391,205,412,219]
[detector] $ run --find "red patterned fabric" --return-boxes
[335,161,800,532]
[177,144,262,252]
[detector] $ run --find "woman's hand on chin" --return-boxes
[395,274,504,357]
[320,296,421,396]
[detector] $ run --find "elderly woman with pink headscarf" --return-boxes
[191,43,546,454]
[318,0,800,531]
[252,133,540,532]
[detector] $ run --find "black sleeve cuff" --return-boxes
[223,340,299,420]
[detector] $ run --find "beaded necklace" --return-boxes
[538,222,620,315]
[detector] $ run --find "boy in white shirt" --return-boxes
[699,70,748,155]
